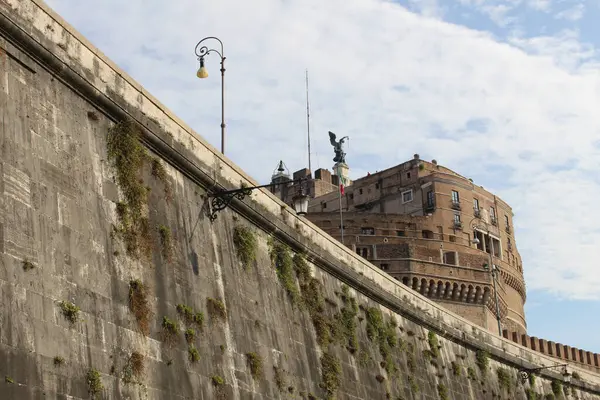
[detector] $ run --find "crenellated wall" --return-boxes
[1,1,600,399]
[503,330,600,374]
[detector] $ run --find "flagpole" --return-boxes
[339,189,344,244]
[337,164,345,244]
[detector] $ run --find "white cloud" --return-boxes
[554,3,585,20]
[44,0,600,300]
[528,0,551,11]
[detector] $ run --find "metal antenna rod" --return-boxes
[305,69,312,174]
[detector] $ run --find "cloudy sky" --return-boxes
[45,0,600,352]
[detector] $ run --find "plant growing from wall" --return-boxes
[107,119,152,258]
[475,350,489,376]
[437,383,449,400]
[150,158,172,201]
[428,331,440,358]
[551,380,562,396]
[185,328,196,344]
[365,307,399,375]
[161,316,179,345]
[320,352,341,399]
[5,376,14,384]
[571,372,580,380]
[293,253,332,347]
[274,366,286,392]
[86,368,103,397]
[207,297,227,322]
[334,285,359,354]
[525,388,538,400]
[59,301,80,324]
[407,375,419,393]
[246,352,263,380]
[467,366,477,380]
[451,361,461,376]
[496,368,512,391]
[53,356,65,367]
[188,346,200,363]
[233,225,257,270]
[122,351,145,384]
[268,240,299,304]
[212,375,224,386]
[529,373,536,386]
[129,279,151,335]
[158,225,172,260]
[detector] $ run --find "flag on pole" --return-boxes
[337,165,347,195]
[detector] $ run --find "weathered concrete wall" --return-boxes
[1,1,600,399]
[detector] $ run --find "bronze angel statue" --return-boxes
[328,131,349,164]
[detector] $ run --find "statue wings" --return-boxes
[328,131,337,147]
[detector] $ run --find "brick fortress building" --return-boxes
[270,154,527,336]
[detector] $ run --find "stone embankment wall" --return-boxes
[1,1,600,399]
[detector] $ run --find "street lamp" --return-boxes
[194,37,226,155]
[517,364,570,384]
[208,178,310,221]
[470,217,502,336]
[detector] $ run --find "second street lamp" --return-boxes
[194,36,226,155]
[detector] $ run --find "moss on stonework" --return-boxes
[59,301,80,324]
[365,307,398,374]
[188,346,200,363]
[334,286,359,354]
[427,331,440,358]
[246,352,263,380]
[207,297,227,322]
[497,368,512,391]
[150,158,172,201]
[129,279,151,335]
[233,225,258,270]
[107,119,152,258]
[268,239,299,304]
[467,366,477,380]
[185,328,196,344]
[158,225,172,260]
[408,375,419,393]
[475,350,489,375]
[551,380,562,396]
[274,366,286,392]
[437,383,449,400]
[451,361,461,376]
[86,368,103,396]
[161,316,179,345]
[525,388,538,400]
[320,352,341,399]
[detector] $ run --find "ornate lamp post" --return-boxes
[208,178,310,221]
[470,217,502,336]
[194,37,226,155]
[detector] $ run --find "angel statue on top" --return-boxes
[328,131,349,164]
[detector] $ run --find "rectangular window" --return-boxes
[490,206,496,219]
[454,214,461,223]
[359,188,363,195]
[397,230,405,237]
[407,172,411,179]
[451,190,460,203]
[375,183,379,189]
[426,190,434,207]
[473,198,479,210]
[505,215,509,225]
[380,263,389,271]
[402,189,413,203]
[361,227,375,235]
[349,193,354,200]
